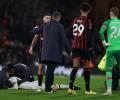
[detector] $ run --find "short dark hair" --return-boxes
[43,12,51,17]
[6,63,14,71]
[52,11,61,19]
[80,2,91,12]
[111,7,119,17]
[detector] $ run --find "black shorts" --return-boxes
[72,49,91,60]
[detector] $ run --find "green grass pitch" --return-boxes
[0,76,120,100]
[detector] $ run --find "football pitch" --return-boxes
[0,76,120,100]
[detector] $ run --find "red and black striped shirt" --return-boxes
[33,25,43,52]
[71,16,92,49]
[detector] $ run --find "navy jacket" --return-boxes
[41,20,71,63]
[13,63,34,85]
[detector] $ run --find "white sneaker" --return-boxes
[45,90,54,93]
[36,86,42,92]
[36,89,42,92]
[101,91,112,96]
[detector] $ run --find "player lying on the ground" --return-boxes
[8,77,81,91]
[0,63,34,89]
[6,63,35,83]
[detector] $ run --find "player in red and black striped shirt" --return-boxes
[68,3,96,95]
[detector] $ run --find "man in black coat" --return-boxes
[41,11,71,92]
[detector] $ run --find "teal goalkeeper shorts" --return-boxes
[106,50,120,70]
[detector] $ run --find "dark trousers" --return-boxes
[45,63,56,91]
[112,68,120,90]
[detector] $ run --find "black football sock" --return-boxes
[84,69,90,91]
[69,67,78,89]
[38,74,43,86]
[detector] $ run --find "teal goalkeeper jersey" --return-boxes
[99,18,120,50]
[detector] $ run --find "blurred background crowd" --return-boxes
[0,0,119,74]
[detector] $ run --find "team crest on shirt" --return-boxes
[76,20,83,23]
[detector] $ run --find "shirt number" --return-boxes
[110,26,120,38]
[73,24,84,36]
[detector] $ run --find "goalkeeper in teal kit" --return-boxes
[99,7,120,96]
